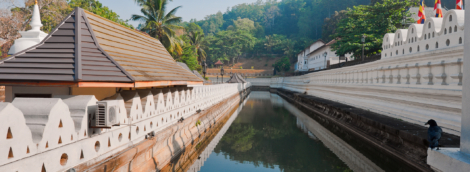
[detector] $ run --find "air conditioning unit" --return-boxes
[91,100,120,128]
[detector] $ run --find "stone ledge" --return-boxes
[427,148,470,172]
[275,88,460,171]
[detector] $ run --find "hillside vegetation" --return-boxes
[184,0,419,73]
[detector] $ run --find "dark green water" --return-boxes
[191,92,416,172]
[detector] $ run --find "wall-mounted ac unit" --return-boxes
[91,100,120,128]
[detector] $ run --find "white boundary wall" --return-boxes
[264,10,468,136]
[0,83,250,172]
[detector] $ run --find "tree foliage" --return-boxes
[206,30,256,66]
[68,0,134,29]
[132,0,184,55]
[192,0,372,69]
[331,0,417,58]
[273,57,290,72]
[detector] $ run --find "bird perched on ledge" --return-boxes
[426,119,442,150]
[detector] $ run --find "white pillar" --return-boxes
[461,0,470,154]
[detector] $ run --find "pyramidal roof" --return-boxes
[0,8,202,87]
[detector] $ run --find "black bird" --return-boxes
[425,119,442,150]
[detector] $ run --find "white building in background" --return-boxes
[296,40,325,72]
[295,39,352,72]
[307,39,353,71]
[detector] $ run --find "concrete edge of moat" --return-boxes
[252,86,461,171]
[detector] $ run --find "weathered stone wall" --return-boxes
[0,83,251,172]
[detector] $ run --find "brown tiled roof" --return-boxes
[226,74,246,83]
[214,60,223,65]
[0,8,202,87]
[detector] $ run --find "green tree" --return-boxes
[233,17,256,32]
[185,22,203,33]
[186,30,207,64]
[131,0,184,55]
[206,30,256,66]
[321,10,348,42]
[174,45,200,71]
[199,11,224,36]
[68,0,134,29]
[331,0,417,58]
[273,57,290,72]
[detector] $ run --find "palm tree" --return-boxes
[187,31,207,64]
[131,0,184,55]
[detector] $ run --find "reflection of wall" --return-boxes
[187,95,249,172]
[273,94,385,172]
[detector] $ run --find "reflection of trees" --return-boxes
[220,124,256,152]
[213,104,351,171]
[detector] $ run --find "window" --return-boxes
[450,15,453,22]
[415,37,417,42]
[385,53,387,57]
[403,49,404,54]
[425,34,427,39]
[396,50,398,55]
[390,52,392,56]
[398,33,400,38]
[417,45,420,52]
[428,23,431,28]
[460,37,463,44]
[449,27,452,33]
[409,47,412,53]
[408,39,410,43]
[436,42,439,48]
[428,33,430,38]
[444,28,447,34]
[433,32,435,38]
[446,39,450,46]
[455,26,458,32]
[426,44,429,50]
[412,28,414,33]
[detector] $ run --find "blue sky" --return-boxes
[98,0,260,27]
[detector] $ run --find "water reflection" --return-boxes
[187,93,250,172]
[188,91,415,172]
[273,94,385,172]
[193,92,350,171]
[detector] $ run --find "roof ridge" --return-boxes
[80,8,135,82]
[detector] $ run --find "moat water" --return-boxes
[189,91,417,172]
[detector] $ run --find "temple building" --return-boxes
[0,5,202,101]
[295,39,352,72]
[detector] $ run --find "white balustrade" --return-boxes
[0,83,250,172]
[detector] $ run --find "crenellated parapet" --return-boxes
[382,10,465,59]
[0,83,251,172]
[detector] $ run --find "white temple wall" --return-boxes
[0,83,250,172]
[266,10,467,136]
